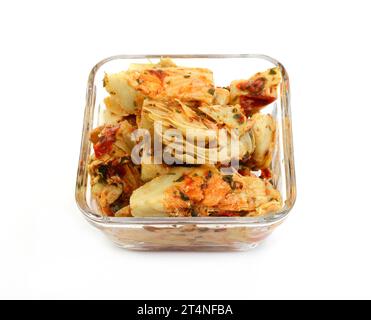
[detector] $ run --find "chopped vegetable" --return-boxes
[89,59,282,218]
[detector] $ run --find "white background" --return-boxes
[1,0,370,300]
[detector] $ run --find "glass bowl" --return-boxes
[75,54,296,251]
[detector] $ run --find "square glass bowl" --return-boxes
[75,54,296,251]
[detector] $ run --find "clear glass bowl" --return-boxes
[75,54,296,251]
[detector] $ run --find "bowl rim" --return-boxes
[75,54,296,227]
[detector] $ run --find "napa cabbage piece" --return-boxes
[160,127,255,164]
[137,104,154,133]
[215,174,281,215]
[89,156,141,216]
[141,162,170,182]
[125,66,214,105]
[88,119,141,216]
[130,165,282,217]
[213,87,230,105]
[143,99,255,164]
[102,109,124,125]
[90,121,136,160]
[92,183,122,216]
[104,59,214,115]
[230,67,281,115]
[89,157,141,188]
[103,72,140,115]
[115,121,136,155]
[247,113,276,170]
[143,99,211,136]
[130,168,194,217]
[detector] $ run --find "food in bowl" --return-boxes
[88,58,282,218]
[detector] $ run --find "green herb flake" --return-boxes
[110,202,124,213]
[233,114,244,124]
[179,191,190,201]
[208,88,215,95]
[222,175,234,186]
[98,177,106,184]
[98,165,109,180]
[184,74,191,78]
[206,170,212,179]
[176,175,185,182]
[191,209,198,217]
[269,69,277,75]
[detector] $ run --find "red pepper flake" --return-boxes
[237,77,266,95]
[238,167,251,176]
[239,95,276,115]
[260,168,272,180]
[93,125,119,158]
[179,191,190,201]
[107,160,127,178]
[233,113,245,124]
[148,69,168,83]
